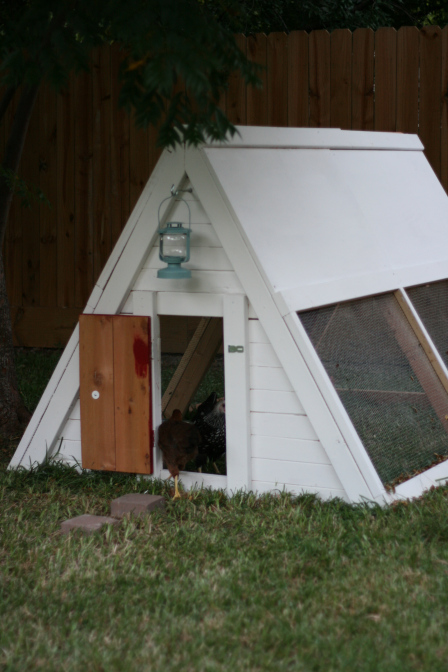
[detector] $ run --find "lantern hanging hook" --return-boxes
[158,187,191,232]
[170,184,193,197]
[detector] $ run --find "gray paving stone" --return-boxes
[110,493,165,518]
[60,514,120,535]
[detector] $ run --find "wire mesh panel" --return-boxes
[299,293,448,487]
[406,280,448,370]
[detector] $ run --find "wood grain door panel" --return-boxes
[79,315,116,470]
[114,316,152,473]
[79,314,153,474]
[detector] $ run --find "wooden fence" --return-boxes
[3,26,448,348]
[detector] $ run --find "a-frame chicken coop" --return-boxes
[10,127,448,504]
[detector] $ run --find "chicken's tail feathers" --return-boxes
[194,391,218,418]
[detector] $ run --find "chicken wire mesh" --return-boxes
[406,280,448,370]
[299,293,448,487]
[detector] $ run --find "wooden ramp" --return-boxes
[162,317,223,419]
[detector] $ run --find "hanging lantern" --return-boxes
[157,190,192,279]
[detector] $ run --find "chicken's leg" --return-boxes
[173,474,181,499]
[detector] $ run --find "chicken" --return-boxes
[193,391,226,474]
[158,409,201,499]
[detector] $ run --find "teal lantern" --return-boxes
[157,191,192,279]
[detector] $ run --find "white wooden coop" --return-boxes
[10,126,448,504]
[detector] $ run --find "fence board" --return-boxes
[57,73,75,307]
[74,69,94,308]
[442,26,448,194]
[148,124,162,190]
[93,46,112,283]
[309,30,331,127]
[217,69,227,121]
[351,28,374,130]
[129,117,150,214]
[397,27,419,134]
[0,88,4,162]
[268,32,288,127]
[288,31,309,127]
[39,84,58,307]
[3,29,448,348]
[4,91,22,307]
[247,34,268,126]
[21,88,40,307]
[375,28,397,131]
[330,29,352,129]
[227,35,247,125]
[11,305,80,348]
[420,26,442,176]
[0,90,4,283]
[110,45,130,252]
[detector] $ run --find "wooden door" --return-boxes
[79,314,153,474]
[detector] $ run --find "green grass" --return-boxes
[0,348,65,469]
[2,464,448,671]
[2,348,448,671]
[15,347,64,413]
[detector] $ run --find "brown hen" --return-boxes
[158,409,201,499]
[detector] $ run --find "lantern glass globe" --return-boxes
[157,221,191,279]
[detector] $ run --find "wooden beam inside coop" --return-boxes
[162,317,223,419]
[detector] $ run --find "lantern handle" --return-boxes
[158,189,191,231]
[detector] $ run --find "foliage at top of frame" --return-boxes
[205,0,448,34]
[0,0,260,148]
[0,0,445,151]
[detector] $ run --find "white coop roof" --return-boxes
[203,127,448,312]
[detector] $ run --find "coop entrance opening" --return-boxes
[160,315,226,475]
[299,290,448,489]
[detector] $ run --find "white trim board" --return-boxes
[223,294,251,491]
[9,326,81,468]
[392,460,448,501]
[204,126,422,151]
[160,469,227,492]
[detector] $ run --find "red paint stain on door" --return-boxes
[133,336,149,378]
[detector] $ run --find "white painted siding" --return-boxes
[250,365,294,392]
[133,189,244,296]
[55,399,81,466]
[133,269,244,294]
[248,318,346,500]
[251,436,330,463]
[252,459,344,490]
[250,389,304,415]
[144,246,233,271]
[251,412,318,441]
[70,400,81,419]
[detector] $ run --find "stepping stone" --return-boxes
[61,514,120,535]
[110,493,165,518]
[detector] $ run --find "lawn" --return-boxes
[1,348,448,671]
